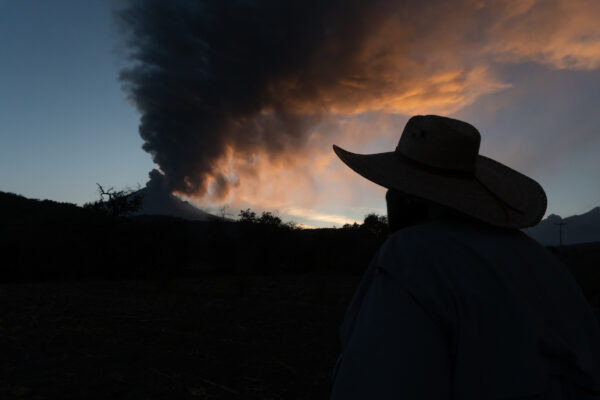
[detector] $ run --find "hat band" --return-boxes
[395,151,474,178]
[395,150,525,220]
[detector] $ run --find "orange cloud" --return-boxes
[484,0,600,70]
[174,0,600,222]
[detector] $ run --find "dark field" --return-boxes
[0,274,361,400]
[2,244,600,400]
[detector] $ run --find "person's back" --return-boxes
[332,216,600,399]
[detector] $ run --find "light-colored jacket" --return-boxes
[331,216,600,399]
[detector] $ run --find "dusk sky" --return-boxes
[2,0,600,227]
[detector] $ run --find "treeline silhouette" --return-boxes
[0,191,388,283]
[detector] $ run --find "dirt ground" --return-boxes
[0,274,362,400]
[2,254,598,400]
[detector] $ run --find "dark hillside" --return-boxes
[0,192,383,282]
[552,242,600,308]
[0,191,85,223]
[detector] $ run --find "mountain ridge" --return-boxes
[522,206,600,246]
[131,186,216,221]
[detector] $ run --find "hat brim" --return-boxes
[333,145,546,229]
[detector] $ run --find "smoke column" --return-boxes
[117,0,382,200]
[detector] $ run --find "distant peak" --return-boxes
[546,214,562,222]
[587,206,600,215]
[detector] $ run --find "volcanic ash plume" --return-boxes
[116,0,600,207]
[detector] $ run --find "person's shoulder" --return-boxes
[374,221,448,275]
[382,217,462,250]
[375,216,527,274]
[381,216,556,266]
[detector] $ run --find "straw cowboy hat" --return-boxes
[333,115,547,229]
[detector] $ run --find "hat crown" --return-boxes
[396,115,481,174]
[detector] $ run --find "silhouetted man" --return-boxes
[330,115,600,399]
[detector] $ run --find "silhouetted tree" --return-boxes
[258,211,282,226]
[238,209,296,229]
[342,222,360,230]
[218,205,233,220]
[361,213,389,240]
[283,221,300,231]
[238,208,258,224]
[84,184,142,218]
